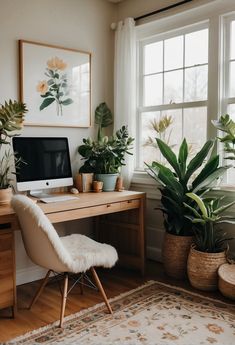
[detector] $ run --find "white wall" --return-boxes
[0,0,117,284]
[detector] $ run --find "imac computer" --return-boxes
[12,137,73,198]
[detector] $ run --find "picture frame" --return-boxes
[19,40,91,127]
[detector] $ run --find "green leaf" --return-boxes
[192,155,219,189]
[39,97,55,111]
[158,165,184,195]
[178,138,188,177]
[156,138,181,178]
[61,98,73,105]
[192,166,228,193]
[186,192,208,218]
[185,140,214,182]
[95,102,113,141]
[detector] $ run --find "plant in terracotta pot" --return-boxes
[78,103,134,191]
[145,138,230,279]
[184,192,235,291]
[0,100,27,204]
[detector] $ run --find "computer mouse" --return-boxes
[70,187,79,194]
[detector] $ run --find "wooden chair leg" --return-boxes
[90,267,113,314]
[29,270,52,309]
[59,273,69,328]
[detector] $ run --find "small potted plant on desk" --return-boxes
[184,193,235,291]
[78,102,134,191]
[145,138,229,279]
[0,100,27,204]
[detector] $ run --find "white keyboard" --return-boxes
[40,195,79,203]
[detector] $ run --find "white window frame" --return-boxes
[136,21,209,170]
[133,0,235,186]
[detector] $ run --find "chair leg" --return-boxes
[90,267,113,314]
[29,270,52,309]
[59,273,69,328]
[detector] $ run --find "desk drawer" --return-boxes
[47,202,121,222]
[120,199,140,211]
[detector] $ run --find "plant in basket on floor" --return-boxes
[0,100,27,205]
[145,138,230,279]
[184,193,235,291]
[78,102,134,191]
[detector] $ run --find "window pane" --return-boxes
[164,70,183,104]
[231,21,235,59]
[164,109,183,151]
[164,36,183,71]
[185,29,208,67]
[229,61,235,97]
[184,65,208,101]
[144,74,163,106]
[183,107,207,153]
[140,111,161,167]
[227,104,235,121]
[144,41,163,74]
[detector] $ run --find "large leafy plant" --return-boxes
[184,193,235,252]
[78,103,134,174]
[146,138,229,236]
[0,100,27,189]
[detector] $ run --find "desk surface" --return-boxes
[0,190,145,221]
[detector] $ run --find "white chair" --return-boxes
[11,195,118,327]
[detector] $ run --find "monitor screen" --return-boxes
[12,137,73,192]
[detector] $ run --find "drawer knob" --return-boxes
[107,204,111,208]
[127,200,132,203]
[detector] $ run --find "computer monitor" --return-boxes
[12,137,73,197]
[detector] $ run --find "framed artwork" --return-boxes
[19,40,91,127]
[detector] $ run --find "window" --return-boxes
[222,15,235,183]
[135,1,235,186]
[137,24,208,169]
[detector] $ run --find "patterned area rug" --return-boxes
[5,281,235,345]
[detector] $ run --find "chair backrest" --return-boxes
[11,195,72,272]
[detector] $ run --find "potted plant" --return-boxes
[184,192,235,290]
[78,103,134,191]
[0,100,27,204]
[146,138,229,279]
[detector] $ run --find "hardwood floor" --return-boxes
[0,260,232,342]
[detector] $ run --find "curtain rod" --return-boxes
[134,0,194,21]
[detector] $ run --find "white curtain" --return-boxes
[114,17,136,189]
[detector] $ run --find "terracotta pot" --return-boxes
[0,187,13,205]
[162,232,193,279]
[187,246,227,291]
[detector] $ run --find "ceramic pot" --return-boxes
[162,232,194,279]
[187,245,227,291]
[0,187,13,205]
[95,173,119,192]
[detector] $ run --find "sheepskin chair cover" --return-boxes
[11,195,118,273]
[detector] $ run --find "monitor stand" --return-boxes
[29,190,51,199]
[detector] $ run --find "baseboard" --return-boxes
[146,246,162,262]
[16,266,47,286]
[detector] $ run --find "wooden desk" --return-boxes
[0,191,146,315]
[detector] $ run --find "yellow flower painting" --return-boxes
[36,56,73,116]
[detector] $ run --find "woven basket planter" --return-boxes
[162,233,193,280]
[187,246,227,291]
[218,263,235,300]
